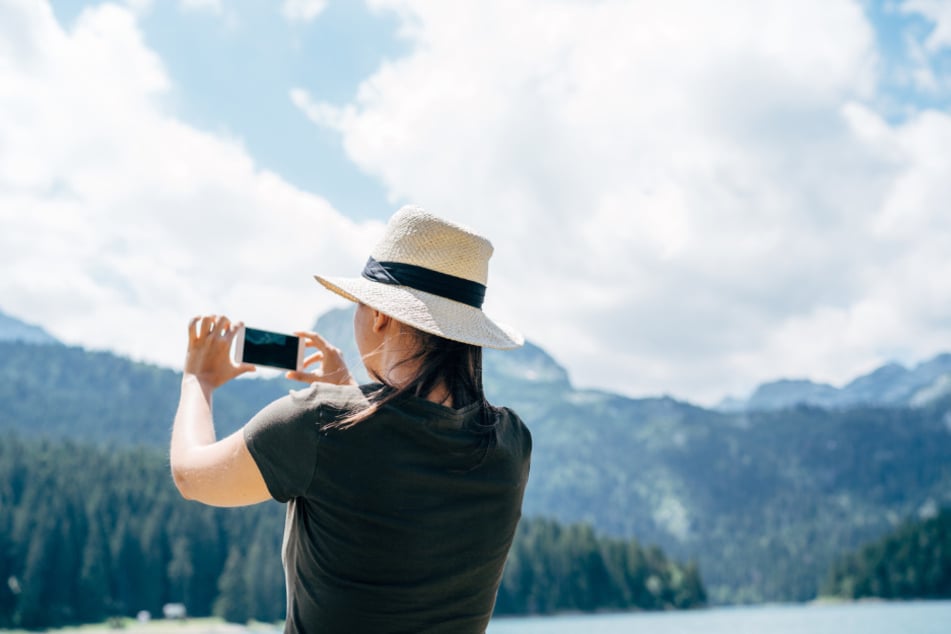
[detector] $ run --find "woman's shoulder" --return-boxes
[493,403,528,427]
[287,382,373,410]
[491,405,532,453]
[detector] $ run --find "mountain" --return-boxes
[721,354,951,412]
[2,305,951,604]
[745,379,842,411]
[0,309,58,345]
[311,306,571,400]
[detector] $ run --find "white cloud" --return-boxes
[5,0,950,406]
[0,1,382,370]
[296,0,951,403]
[179,0,222,14]
[124,0,153,14]
[904,0,951,51]
[898,0,951,96]
[123,0,227,22]
[281,0,328,24]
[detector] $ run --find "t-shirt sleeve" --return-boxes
[243,392,321,503]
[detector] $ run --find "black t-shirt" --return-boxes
[244,383,532,634]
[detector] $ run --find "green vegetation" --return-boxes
[496,518,704,614]
[0,435,284,629]
[3,305,951,606]
[508,389,951,603]
[0,341,291,446]
[0,436,703,629]
[0,616,235,634]
[823,508,951,600]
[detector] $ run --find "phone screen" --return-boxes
[241,327,300,370]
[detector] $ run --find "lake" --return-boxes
[11,601,947,633]
[486,601,951,634]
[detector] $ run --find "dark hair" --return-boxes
[325,329,500,458]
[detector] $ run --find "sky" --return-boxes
[1,0,950,406]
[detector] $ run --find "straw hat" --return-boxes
[315,206,523,350]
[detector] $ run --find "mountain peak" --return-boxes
[746,378,840,411]
[0,309,58,345]
[726,353,951,412]
[309,305,571,391]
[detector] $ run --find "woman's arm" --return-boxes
[170,315,271,507]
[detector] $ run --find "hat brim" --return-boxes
[314,275,524,350]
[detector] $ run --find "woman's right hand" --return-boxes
[287,331,357,386]
[183,315,256,390]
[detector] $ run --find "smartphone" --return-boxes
[234,326,304,372]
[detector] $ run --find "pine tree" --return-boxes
[167,536,194,611]
[214,546,249,624]
[139,508,169,617]
[245,520,285,623]
[77,517,111,622]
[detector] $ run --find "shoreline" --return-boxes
[9,599,950,633]
[0,617,280,634]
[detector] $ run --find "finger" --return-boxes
[293,331,318,350]
[302,351,324,368]
[188,316,201,343]
[236,362,256,376]
[223,320,243,344]
[199,315,216,338]
[296,331,333,352]
[214,315,226,335]
[218,315,232,335]
[285,371,318,384]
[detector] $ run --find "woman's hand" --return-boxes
[286,331,357,386]
[184,315,255,390]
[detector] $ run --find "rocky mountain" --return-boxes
[720,354,951,412]
[309,306,571,399]
[1,307,950,604]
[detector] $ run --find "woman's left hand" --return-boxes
[286,330,357,386]
[183,315,256,389]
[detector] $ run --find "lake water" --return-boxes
[486,601,951,634]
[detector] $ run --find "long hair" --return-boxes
[324,328,500,454]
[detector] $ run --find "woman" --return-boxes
[170,206,532,633]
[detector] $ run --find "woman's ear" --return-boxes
[372,310,391,334]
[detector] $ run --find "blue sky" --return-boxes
[51,0,404,220]
[2,0,951,404]
[865,0,951,117]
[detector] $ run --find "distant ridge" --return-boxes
[5,303,945,413]
[0,309,59,345]
[719,353,951,412]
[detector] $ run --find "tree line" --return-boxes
[0,435,705,629]
[823,506,951,600]
[0,435,285,629]
[5,339,951,605]
[497,517,704,614]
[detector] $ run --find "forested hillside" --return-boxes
[0,435,283,629]
[823,507,951,601]
[0,436,705,629]
[522,393,951,602]
[2,307,951,604]
[0,341,290,445]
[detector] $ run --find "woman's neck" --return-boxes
[368,336,453,407]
